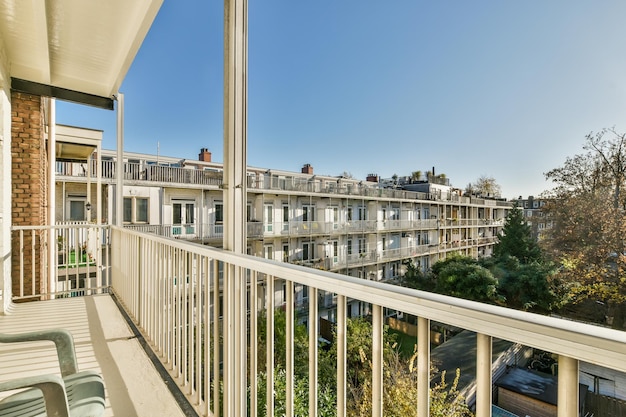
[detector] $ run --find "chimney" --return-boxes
[366,173,379,183]
[199,148,212,162]
[302,163,313,174]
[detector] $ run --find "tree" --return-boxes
[401,259,429,290]
[466,175,502,197]
[411,170,422,182]
[543,128,626,328]
[255,309,472,416]
[493,203,542,263]
[431,255,502,304]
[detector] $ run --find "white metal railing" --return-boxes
[11,224,111,300]
[110,226,626,417]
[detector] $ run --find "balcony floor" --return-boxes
[0,294,186,417]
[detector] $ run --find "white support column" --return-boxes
[47,99,56,297]
[372,304,383,417]
[223,0,248,415]
[337,294,347,417]
[115,93,124,227]
[558,355,579,417]
[417,316,430,417]
[286,280,294,417]
[308,287,318,417]
[96,143,102,226]
[476,333,492,417]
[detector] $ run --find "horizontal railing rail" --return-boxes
[110,226,626,417]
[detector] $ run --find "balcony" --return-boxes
[5,224,626,417]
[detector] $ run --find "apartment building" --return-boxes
[512,195,552,241]
[55,127,512,291]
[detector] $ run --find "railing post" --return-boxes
[417,316,430,417]
[558,355,579,417]
[286,280,294,417]
[337,294,346,417]
[372,304,383,417]
[309,287,318,417]
[476,333,492,417]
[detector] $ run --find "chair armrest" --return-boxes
[0,329,78,376]
[0,374,70,417]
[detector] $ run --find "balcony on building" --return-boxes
[1,2,626,417]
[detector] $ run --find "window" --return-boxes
[283,244,289,263]
[136,198,148,223]
[347,239,352,256]
[215,202,224,223]
[358,206,367,220]
[303,242,314,261]
[69,199,86,221]
[123,198,132,223]
[347,207,353,221]
[123,197,149,224]
[303,205,315,222]
[173,201,194,225]
[533,201,539,208]
[264,245,273,260]
[358,238,366,254]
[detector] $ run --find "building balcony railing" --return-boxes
[9,224,626,416]
[56,160,513,208]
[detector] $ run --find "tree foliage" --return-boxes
[465,175,502,197]
[254,309,471,416]
[493,204,542,263]
[431,255,502,303]
[543,128,626,327]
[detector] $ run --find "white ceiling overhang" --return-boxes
[0,0,163,109]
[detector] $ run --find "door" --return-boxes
[173,201,195,237]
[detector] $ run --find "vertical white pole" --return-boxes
[476,333,492,417]
[337,294,346,417]
[223,0,248,415]
[372,304,383,417]
[286,280,294,417]
[48,98,56,297]
[308,287,318,417]
[86,152,92,221]
[417,316,430,417]
[115,93,124,227]
[558,355,579,417]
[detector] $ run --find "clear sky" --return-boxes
[56,1,626,200]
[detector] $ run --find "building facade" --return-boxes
[55,131,512,291]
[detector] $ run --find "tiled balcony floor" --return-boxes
[0,294,186,417]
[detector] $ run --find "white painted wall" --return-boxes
[0,41,11,313]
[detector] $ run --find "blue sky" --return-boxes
[57,1,626,199]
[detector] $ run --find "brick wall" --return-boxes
[11,92,47,298]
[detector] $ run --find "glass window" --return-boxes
[136,198,148,223]
[215,202,223,223]
[185,204,194,224]
[173,203,182,225]
[123,198,132,223]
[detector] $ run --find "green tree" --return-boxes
[432,255,501,303]
[255,309,472,416]
[401,259,430,290]
[543,128,626,328]
[493,203,542,263]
